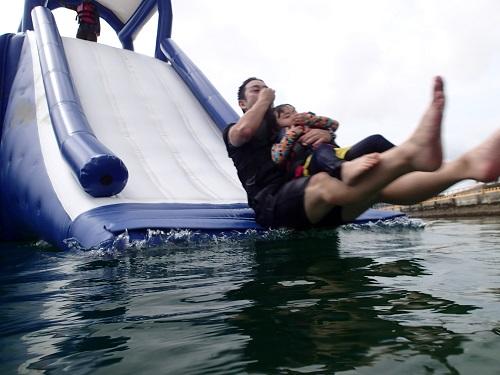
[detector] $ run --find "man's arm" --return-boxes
[291,112,338,148]
[228,88,275,147]
[298,127,336,148]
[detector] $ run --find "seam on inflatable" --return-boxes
[120,50,184,199]
[152,60,245,196]
[150,61,221,200]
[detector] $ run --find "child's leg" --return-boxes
[308,144,381,186]
[344,135,395,160]
[308,144,343,178]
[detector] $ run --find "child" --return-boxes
[65,0,101,42]
[271,104,394,184]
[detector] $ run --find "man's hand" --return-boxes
[289,125,305,136]
[298,128,332,148]
[228,86,275,147]
[258,87,275,107]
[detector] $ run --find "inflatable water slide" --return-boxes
[0,0,403,250]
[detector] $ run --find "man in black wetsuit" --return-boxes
[223,77,337,228]
[223,77,500,230]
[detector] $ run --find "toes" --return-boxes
[434,76,444,92]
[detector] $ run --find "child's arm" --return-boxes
[271,126,304,164]
[294,112,339,132]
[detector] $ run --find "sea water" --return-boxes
[1,217,499,374]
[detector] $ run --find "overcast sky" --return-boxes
[2,1,499,164]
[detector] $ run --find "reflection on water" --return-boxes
[228,236,476,374]
[1,218,499,374]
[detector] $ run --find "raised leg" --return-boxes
[304,76,446,223]
[380,129,500,204]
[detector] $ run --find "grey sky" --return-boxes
[2,1,499,163]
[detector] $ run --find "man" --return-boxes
[223,76,500,229]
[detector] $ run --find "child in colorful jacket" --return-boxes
[272,104,394,183]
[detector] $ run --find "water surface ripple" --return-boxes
[1,218,499,374]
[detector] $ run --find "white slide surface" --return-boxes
[29,33,246,221]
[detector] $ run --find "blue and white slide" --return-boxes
[0,1,404,250]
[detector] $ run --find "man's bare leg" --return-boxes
[401,77,444,172]
[341,153,380,186]
[304,77,446,224]
[380,129,500,204]
[458,128,500,182]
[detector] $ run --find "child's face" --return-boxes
[275,105,297,128]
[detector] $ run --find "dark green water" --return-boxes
[1,218,499,374]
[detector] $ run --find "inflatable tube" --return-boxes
[118,0,158,52]
[160,38,240,131]
[31,6,128,197]
[69,203,259,248]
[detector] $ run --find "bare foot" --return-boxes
[460,129,500,182]
[341,153,381,185]
[402,76,445,172]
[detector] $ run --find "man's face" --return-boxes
[239,80,267,112]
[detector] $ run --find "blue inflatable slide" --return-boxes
[0,0,403,250]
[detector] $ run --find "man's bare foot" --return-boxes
[460,129,500,182]
[341,153,381,185]
[402,76,445,172]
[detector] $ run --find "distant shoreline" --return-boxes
[402,203,500,219]
[377,182,500,219]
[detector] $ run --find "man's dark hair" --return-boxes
[237,77,261,101]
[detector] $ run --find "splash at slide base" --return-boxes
[0,1,404,250]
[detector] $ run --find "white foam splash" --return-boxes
[61,217,425,253]
[340,217,426,231]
